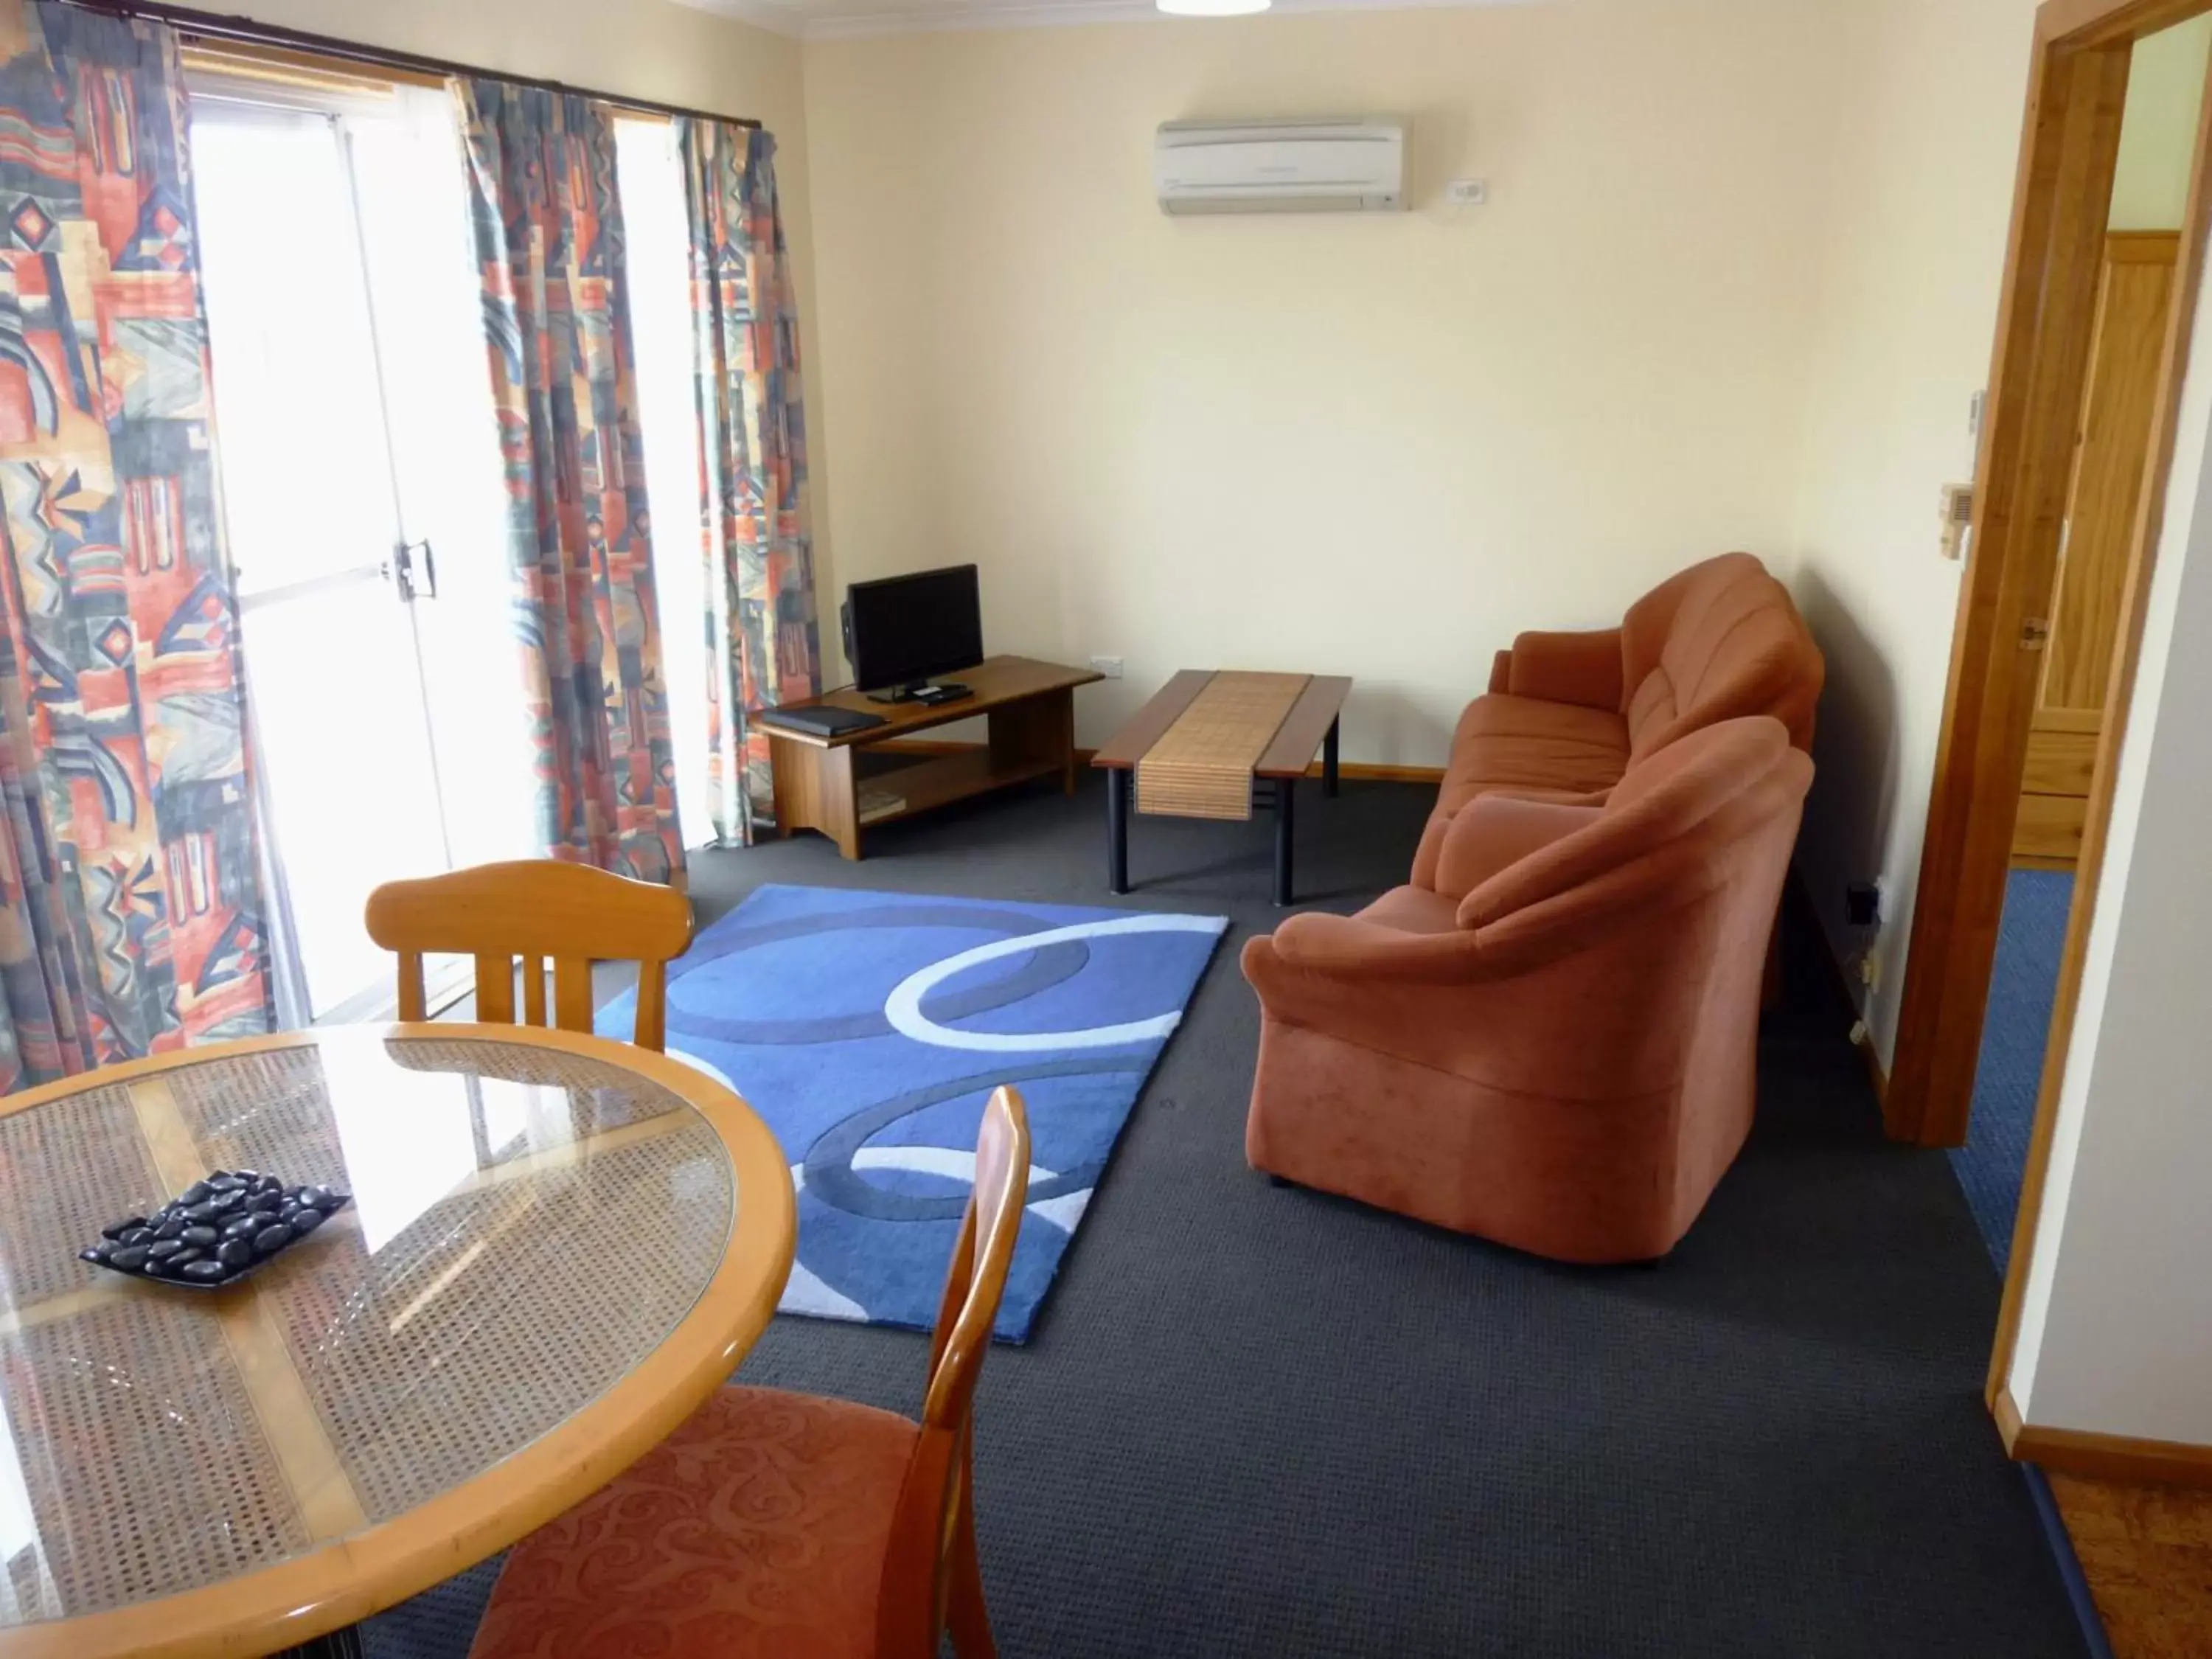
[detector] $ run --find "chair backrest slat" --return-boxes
[474,953,516,1024]
[635,960,669,1051]
[552,954,594,1034]
[875,1085,1029,1659]
[394,950,428,1022]
[364,860,692,1050]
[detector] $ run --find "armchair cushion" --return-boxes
[1433,795,1601,901]
[1502,628,1625,710]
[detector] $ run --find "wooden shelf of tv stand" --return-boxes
[765,655,1102,859]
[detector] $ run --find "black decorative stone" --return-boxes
[83,1174,351,1290]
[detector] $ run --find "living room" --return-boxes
[1,0,2208,1655]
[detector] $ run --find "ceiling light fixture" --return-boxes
[1156,0,1271,15]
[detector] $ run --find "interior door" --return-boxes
[2015,229,2179,866]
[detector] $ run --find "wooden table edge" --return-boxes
[1089,669,1216,770]
[1091,671,1352,776]
[764,655,1103,749]
[0,1023,797,1659]
[1255,675,1353,778]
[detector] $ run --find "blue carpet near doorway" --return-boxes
[597,883,1227,1341]
[1950,869,2074,1270]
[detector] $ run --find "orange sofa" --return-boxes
[1243,716,1814,1262]
[1411,552,1822,889]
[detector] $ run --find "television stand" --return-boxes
[866,680,970,706]
[766,655,1103,859]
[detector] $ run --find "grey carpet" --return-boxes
[366,771,2082,1659]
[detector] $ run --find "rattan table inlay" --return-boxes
[0,1025,796,1659]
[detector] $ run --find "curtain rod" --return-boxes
[63,0,763,130]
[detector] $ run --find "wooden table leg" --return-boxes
[1274,774,1296,906]
[1107,768,1130,894]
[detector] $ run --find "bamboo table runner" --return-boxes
[1135,671,1311,820]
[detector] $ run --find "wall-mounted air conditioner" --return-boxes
[1154,118,1407,215]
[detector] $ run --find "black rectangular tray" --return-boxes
[80,1169,351,1290]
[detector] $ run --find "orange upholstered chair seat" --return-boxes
[469,1386,919,1659]
[468,1085,1031,1659]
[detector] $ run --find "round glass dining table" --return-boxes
[0,1025,795,1659]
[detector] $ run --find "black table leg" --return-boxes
[1274,775,1295,907]
[274,1625,366,1658]
[1324,717,1340,798]
[1107,768,1130,894]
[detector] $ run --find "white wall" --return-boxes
[230,0,838,611]
[799,0,1848,761]
[1786,0,2040,1066]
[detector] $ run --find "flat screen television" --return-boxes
[841,564,984,699]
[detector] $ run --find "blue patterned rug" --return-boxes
[598,884,1227,1341]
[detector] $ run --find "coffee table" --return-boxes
[1092,671,1351,905]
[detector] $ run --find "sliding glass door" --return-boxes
[192,86,529,1022]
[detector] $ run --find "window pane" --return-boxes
[616,116,714,850]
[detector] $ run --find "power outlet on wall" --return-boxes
[1090,655,1124,679]
[1445,178,1489,207]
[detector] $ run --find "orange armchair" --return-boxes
[1242,717,1812,1264]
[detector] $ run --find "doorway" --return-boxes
[1946,15,2212,1271]
[190,81,531,1022]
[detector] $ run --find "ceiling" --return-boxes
[674,0,1521,43]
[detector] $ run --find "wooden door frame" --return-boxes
[1873,0,2212,1408]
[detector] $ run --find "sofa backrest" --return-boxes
[1618,553,1822,765]
[1461,714,1804,935]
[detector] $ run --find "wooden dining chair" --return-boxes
[363,860,693,1051]
[466,1085,1032,1659]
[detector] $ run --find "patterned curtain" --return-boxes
[675,119,819,848]
[454,79,680,881]
[0,1,272,1092]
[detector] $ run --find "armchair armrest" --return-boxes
[1504,628,1625,711]
[1488,648,1514,695]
